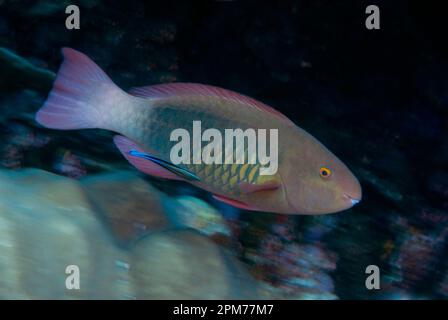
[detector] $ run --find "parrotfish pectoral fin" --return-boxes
[113,135,199,181]
[238,181,281,194]
[212,194,258,211]
[35,48,124,130]
[128,150,200,182]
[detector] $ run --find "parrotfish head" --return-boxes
[280,132,362,215]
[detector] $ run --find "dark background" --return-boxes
[0,0,447,299]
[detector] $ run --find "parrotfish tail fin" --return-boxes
[35,48,124,130]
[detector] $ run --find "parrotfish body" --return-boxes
[36,48,362,214]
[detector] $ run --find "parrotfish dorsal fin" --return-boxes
[238,180,281,194]
[128,83,295,125]
[113,135,199,181]
[212,194,258,211]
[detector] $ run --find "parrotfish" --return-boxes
[35,48,362,214]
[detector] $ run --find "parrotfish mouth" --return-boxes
[343,193,361,206]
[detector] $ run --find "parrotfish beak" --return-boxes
[343,192,362,207]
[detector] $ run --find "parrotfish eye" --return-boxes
[319,166,332,179]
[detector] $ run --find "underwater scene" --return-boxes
[0,0,447,300]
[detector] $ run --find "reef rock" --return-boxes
[80,172,173,244]
[131,230,261,299]
[0,47,55,93]
[0,168,261,299]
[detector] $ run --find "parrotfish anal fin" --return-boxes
[113,135,199,181]
[238,180,281,194]
[212,194,258,211]
[128,83,294,125]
